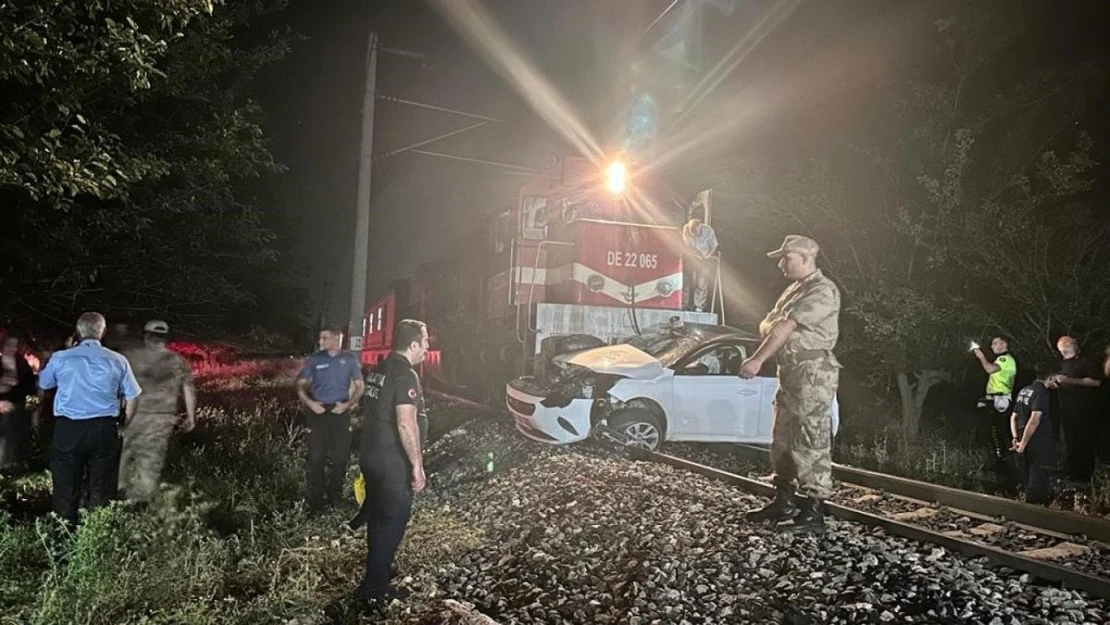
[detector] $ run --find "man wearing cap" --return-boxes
[740,235,841,532]
[38,312,142,524]
[118,320,196,503]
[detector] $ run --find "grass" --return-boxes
[0,371,489,625]
[832,411,1110,516]
[834,424,994,491]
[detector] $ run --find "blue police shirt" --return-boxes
[38,339,142,419]
[298,350,361,404]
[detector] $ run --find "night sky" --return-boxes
[254,0,1110,328]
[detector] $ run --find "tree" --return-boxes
[0,1,297,337]
[693,1,1107,438]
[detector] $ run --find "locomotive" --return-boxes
[357,156,719,402]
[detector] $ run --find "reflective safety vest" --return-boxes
[986,353,1016,395]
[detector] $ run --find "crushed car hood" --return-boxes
[564,344,667,380]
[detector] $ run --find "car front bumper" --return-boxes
[505,383,594,445]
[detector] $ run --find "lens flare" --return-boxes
[605,161,628,194]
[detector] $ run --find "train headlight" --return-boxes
[604,161,628,195]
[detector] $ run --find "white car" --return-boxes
[506,324,840,450]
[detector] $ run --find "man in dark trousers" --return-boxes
[972,336,1018,467]
[37,312,142,524]
[296,325,364,513]
[1011,366,1059,505]
[1052,336,1102,484]
[357,319,429,604]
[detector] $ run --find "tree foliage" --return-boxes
[0,0,300,338]
[695,2,1107,437]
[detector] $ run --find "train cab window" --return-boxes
[492,210,511,253]
[521,195,548,240]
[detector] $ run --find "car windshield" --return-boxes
[625,332,706,367]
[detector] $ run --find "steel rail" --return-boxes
[424,390,1110,542]
[636,449,1110,601]
[730,444,1110,544]
[421,391,1110,599]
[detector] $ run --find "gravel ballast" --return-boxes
[400,415,1109,624]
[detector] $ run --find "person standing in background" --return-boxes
[1052,336,1102,484]
[972,337,1018,473]
[118,320,197,504]
[37,313,141,524]
[296,325,364,514]
[0,335,37,471]
[1011,367,1059,505]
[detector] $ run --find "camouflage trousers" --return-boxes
[118,411,177,502]
[770,359,839,500]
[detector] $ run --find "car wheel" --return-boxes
[607,408,664,451]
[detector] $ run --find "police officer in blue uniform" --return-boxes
[296,325,364,513]
[357,319,429,603]
[37,312,142,524]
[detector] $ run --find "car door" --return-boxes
[741,361,836,444]
[669,341,764,442]
[748,361,779,442]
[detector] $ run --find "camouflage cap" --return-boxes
[143,319,169,335]
[767,235,819,259]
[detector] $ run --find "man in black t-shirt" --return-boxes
[1011,367,1059,505]
[356,319,430,604]
[1052,336,1103,483]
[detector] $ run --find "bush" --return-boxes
[834,406,999,491]
[0,512,51,622]
[31,495,230,625]
[0,387,377,624]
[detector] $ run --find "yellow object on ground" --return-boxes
[353,473,366,505]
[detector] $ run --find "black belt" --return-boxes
[777,349,833,366]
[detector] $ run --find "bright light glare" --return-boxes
[605,161,628,194]
[969,341,980,351]
[429,0,603,164]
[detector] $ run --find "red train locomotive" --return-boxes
[358,156,717,400]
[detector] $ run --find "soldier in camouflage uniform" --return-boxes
[118,320,196,503]
[740,235,841,532]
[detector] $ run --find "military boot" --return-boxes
[745,488,798,523]
[781,497,825,533]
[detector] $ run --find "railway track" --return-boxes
[726,443,1110,543]
[636,448,1110,601]
[427,389,1110,600]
